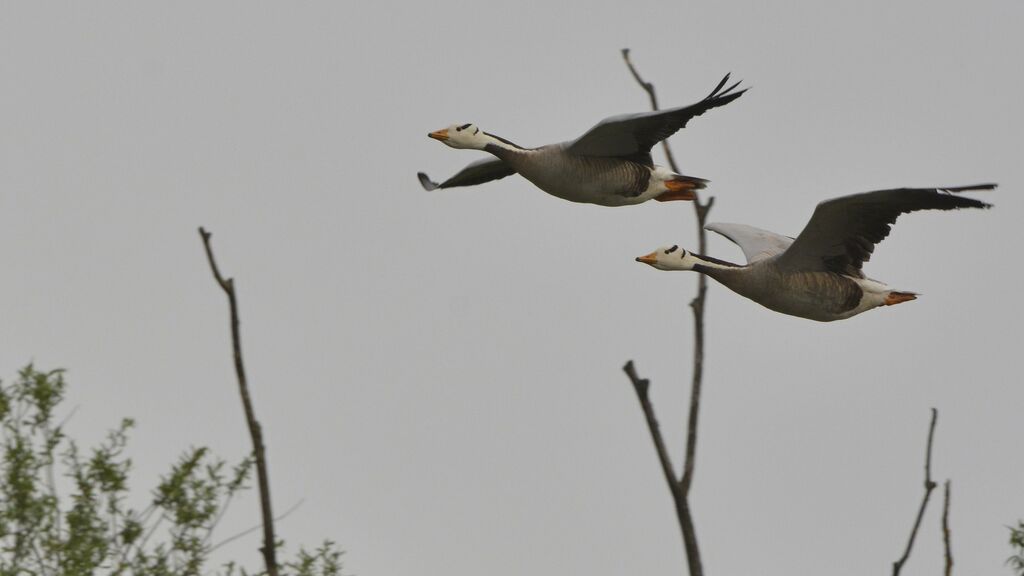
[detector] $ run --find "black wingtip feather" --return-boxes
[707,89,746,109]
[704,75,747,106]
[937,183,997,209]
[707,73,731,99]
[722,79,743,96]
[939,183,997,193]
[417,172,440,191]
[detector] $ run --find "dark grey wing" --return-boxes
[774,184,995,277]
[567,73,747,159]
[417,158,516,191]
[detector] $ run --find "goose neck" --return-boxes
[689,252,742,274]
[482,132,527,159]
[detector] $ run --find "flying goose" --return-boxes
[635,185,995,321]
[418,74,746,207]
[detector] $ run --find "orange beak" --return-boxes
[428,128,449,141]
[635,252,658,266]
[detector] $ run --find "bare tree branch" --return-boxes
[622,361,702,576]
[680,233,711,501]
[943,480,953,576]
[682,146,713,505]
[623,361,677,499]
[621,48,712,576]
[892,408,939,576]
[199,227,280,576]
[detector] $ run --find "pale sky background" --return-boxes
[2,2,1022,575]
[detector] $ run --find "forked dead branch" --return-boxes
[892,408,939,576]
[893,408,954,576]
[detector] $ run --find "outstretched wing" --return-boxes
[417,158,516,191]
[774,184,995,277]
[567,73,747,159]
[705,222,794,264]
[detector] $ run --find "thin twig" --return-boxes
[199,227,280,576]
[892,408,939,576]
[621,48,710,576]
[943,480,953,576]
[623,361,677,496]
[203,492,237,547]
[209,499,305,553]
[56,404,80,429]
[134,513,167,558]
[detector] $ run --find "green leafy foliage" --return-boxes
[1009,521,1024,575]
[0,365,342,576]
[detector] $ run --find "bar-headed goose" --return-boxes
[636,185,995,321]
[418,74,745,207]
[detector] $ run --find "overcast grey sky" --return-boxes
[2,1,1022,575]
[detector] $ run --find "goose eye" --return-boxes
[457,123,471,131]
[665,245,679,254]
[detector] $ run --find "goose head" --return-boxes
[428,123,487,150]
[635,245,698,271]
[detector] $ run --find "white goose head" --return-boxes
[635,245,699,271]
[428,123,487,150]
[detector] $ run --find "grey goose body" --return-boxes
[483,143,661,206]
[419,74,746,207]
[637,185,996,322]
